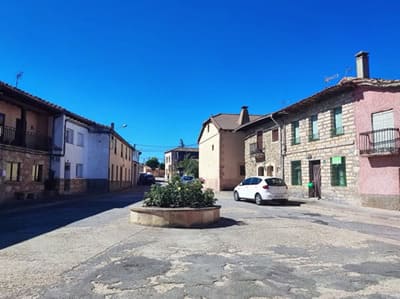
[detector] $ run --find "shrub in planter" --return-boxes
[143,176,216,208]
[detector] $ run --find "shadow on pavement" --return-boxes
[0,188,146,250]
[239,199,306,207]
[265,200,306,207]
[188,217,246,230]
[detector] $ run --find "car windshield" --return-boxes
[265,178,286,186]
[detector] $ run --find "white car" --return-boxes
[233,176,288,205]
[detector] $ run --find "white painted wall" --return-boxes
[87,132,109,179]
[51,116,109,179]
[199,122,220,190]
[62,119,89,179]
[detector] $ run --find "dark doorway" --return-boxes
[64,162,71,191]
[309,160,321,198]
[0,113,4,142]
[258,166,264,176]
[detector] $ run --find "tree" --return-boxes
[159,162,165,170]
[146,157,160,170]
[178,154,199,178]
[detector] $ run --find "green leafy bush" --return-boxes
[143,176,216,208]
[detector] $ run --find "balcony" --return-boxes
[249,143,265,162]
[0,126,52,151]
[359,128,400,156]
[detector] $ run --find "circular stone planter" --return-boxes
[130,205,221,228]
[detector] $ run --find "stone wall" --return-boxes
[244,126,281,178]
[283,91,360,205]
[0,145,50,203]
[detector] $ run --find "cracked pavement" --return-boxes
[1,190,400,298]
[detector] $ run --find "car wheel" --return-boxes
[234,191,240,201]
[255,193,263,205]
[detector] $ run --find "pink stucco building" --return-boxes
[353,77,400,209]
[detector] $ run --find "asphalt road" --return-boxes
[1,189,400,298]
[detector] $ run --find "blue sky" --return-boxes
[1,0,400,161]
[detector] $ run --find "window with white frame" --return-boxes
[77,132,84,147]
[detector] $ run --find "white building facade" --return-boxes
[52,114,110,194]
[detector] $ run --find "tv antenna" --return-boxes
[324,73,339,84]
[15,71,24,88]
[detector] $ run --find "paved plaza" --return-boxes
[1,189,400,298]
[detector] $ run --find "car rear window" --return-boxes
[265,178,286,186]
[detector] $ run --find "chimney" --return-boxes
[355,51,370,78]
[111,122,115,130]
[238,106,250,125]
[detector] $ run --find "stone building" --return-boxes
[0,80,138,205]
[236,52,400,209]
[0,81,59,203]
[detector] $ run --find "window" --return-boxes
[111,164,114,181]
[292,121,300,145]
[0,113,4,140]
[242,178,252,185]
[6,162,20,181]
[256,131,263,151]
[207,124,210,132]
[291,160,302,185]
[77,132,84,147]
[272,128,279,142]
[121,143,124,157]
[114,139,117,154]
[32,164,43,182]
[66,128,74,144]
[212,144,214,151]
[116,166,119,180]
[309,115,319,141]
[331,157,346,186]
[332,107,344,136]
[372,110,395,151]
[249,143,257,154]
[239,165,245,176]
[76,164,83,178]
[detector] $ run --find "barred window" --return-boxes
[291,160,302,185]
[331,156,346,186]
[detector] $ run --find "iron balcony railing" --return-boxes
[0,125,52,151]
[359,128,400,155]
[249,142,263,155]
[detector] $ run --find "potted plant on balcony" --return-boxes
[130,176,220,227]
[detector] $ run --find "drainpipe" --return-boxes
[270,113,285,179]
